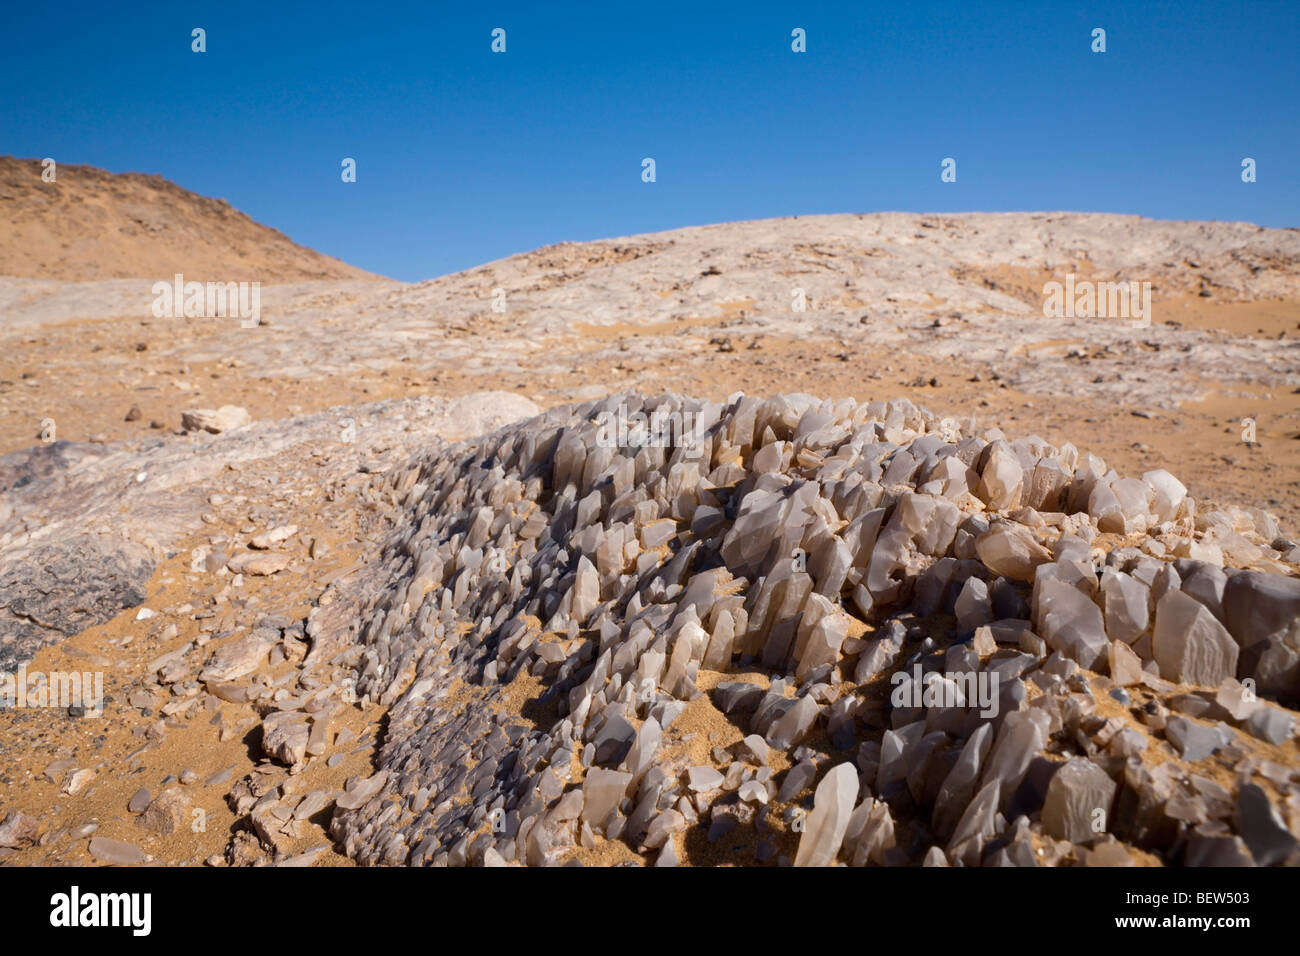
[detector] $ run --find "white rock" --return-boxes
[250,524,298,549]
[1143,469,1188,523]
[581,768,631,830]
[794,762,858,867]
[181,405,251,434]
[1109,640,1144,686]
[1152,589,1239,686]
[976,523,1052,582]
[1037,577,1108,670]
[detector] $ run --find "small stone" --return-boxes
[736,734,769,765]
[738,780,769,804]
[199,628,279,682]
[127,788,152,813]
[975,523,1052,582]
[181,405,251,434]
[135,787,192,834]
[1245,706,1296,745]
[593,713,637,766]
[1165,715,1229,762]
[226,552,290,576]
[686,766,724,792]
[61,768,95,795]
[336,771,389,810]
[262,711,311,766]
[0,811,38,848]
[765,695,819,750]
[250,525,298,550]
[581,768,632,830]
[1108,640,1144,686]
[644,810,685,850]
[1215,678,1262,721]
[205,766,235,786]
[88,836,147,865]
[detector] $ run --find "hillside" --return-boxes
[0,156,378,282]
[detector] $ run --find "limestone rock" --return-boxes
[181,405,251,433]
[226,552,290,576]
[250,524,297,549]
[199,628,279,682]
[262,711,311,766]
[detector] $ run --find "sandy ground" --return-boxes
[3,295,1294,531]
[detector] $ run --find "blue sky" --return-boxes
[3,1,1297,281]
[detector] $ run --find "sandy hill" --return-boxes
[0,156,378,282]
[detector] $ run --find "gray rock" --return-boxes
[0,534,154,671]
[1234,784,1298,866]
[594,713,637,765]
[1041,757,1116,843]
[1223,570,1300,698]
[777,759,818,803]
[0,810,38,848]
[1245,706,1296,745]
[1152,589,1239,686]
[88,836,147,865]
[712,681,764,717]
[1164,715,1231,762]
[135,787,191,834]
[1183,831,1254,867]
[199,627,279,682]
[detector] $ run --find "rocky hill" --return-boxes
[0,156,378,282]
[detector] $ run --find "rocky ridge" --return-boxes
[302,390,1300,867]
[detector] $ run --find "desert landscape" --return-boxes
[1,157,1298,870]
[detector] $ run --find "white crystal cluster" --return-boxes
[329,392,1300,867]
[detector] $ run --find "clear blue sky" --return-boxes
[3,1,1297,281]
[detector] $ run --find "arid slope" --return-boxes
[0,156,378,282]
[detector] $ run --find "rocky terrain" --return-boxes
[1,161,1299,867]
